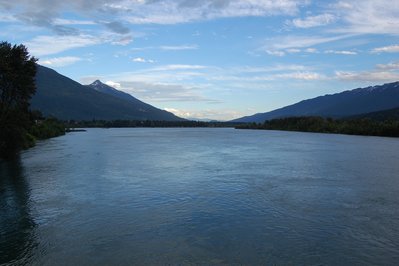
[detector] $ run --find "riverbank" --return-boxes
[0,118,66,160]
[236,116,399,138]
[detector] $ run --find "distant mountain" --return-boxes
[87,80,139,102]
[31,65,184,121]
[85,80,183,121]
[232,81,399,122]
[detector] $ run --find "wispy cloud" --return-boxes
[150,64,208,71]
[39,56,82,67]
[123,0,308,24]
[275,72,326,80]
[2,0,309,29]
[261,34,352,55]
[132,57,155,63]
[105,81,121,88]
[376,61,399,70]
[100,21,130,34]
[164,107,243,121]
[290,14,336,28]
[325,50,357,55]
[336,71,399,82]
[335,61,399,82]
[26,35,100,56]
[0,14,17,22]
[119,81,219,103]
[53,18,95,26]
[130,45,199,52]
[265,50,286,56]
[160,45,198,50]
[371,44,399,53]
[331,0,399,35]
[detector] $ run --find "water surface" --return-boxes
[1,128,399,265]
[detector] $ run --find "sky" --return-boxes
[1,0,399,120]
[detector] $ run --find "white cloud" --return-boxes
[164,107,243,121]
[336,71,399,82]
[275,72,326,80]
[262,34,351,53]
[130,45,199,52]
[118,81,218,103]
[133,57,146,63]
[291,14,336,28]
[371,45,399,53]
[2,0,309,29]
[305,48,318,53]
[53,18,95,25]
[111,35,133,45]
[265,50,285,56]
[105,81,121,88]
[325,50,357,55]
[123,0,308,24]
[25,32,135,56]
[160,45,198,50]
[150,64,208,71]
[26,35,100,57]
[286,48,301,53]
[164,108,192,118]
[39,56,82,67]
[332,0,399,35]
[238,64,308,73]
[376,62,399,70]
[335,61,399,82]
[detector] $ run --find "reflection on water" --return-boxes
[0,157,36,264]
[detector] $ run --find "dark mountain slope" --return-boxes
[31,65,183,121]
[351,106,399,121]
[232,81,399,123]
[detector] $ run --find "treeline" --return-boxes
[29,117,65,140]
[65,119,241,128]
[2,111,65,157]
[0,42,65,159]
[236,116,399,137]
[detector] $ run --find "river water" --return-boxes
[1,128,399,265]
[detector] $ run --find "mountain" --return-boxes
[351,106,399,121]
[85,80,183,121]
[232,81,399,123]
[31,65,184,121]
[87,80,140,102]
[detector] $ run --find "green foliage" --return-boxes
[236,116,399,138]
[0,41,37,158]
[29,118,65,140]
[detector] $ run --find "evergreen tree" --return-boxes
[0,41,37,158]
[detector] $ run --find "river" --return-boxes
[1,128,399,265]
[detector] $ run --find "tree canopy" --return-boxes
[0,41,37,158]
[236,116,399,138]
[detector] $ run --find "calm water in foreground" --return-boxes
[1,128,399,265]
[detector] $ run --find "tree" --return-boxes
[0,41,37,158]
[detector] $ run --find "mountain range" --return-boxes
[31,65,184,121]
[31,65,399,123]
[232,81,399,122]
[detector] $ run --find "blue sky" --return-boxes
[1,0,399,120]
